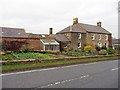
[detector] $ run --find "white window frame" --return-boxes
[99,34,101,40]
[78,33,81,39]
[78,42,81,48]
[105,35,108,40]
[91,34,95,40]
[98,42,102,47]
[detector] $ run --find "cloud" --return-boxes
[0,0,119,38]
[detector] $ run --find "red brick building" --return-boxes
[0,27,40,51]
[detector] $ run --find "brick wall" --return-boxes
[0,37,40,51]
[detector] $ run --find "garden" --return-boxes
[61,45,116,56]
[1,51,58,61]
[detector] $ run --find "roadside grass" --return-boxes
[1,56,118,73]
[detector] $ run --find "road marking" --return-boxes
[84,62,96,65]
[80,75,89,78]
[111,67,120,71]
[1,63,91,76]
[2,60,117,76]
[40,74,89,88]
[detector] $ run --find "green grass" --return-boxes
[1,52,56,61]
[1,56,118,72]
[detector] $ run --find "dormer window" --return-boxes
[91,34,95,40]
[98,34,101,40]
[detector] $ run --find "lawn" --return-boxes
[1,56,119,73]
[1,52,57,61]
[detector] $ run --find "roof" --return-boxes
[54,34,70,43]
[0,27,27,38]
[40,39,59,45]
[79,23,111,34]
[27,33,54,39]
[112,39,120,44]
[57,23,111,34]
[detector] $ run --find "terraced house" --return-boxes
[56,18,112,51]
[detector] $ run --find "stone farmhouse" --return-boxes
[56,18,112,51]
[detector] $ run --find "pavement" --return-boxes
[1,60,119,88]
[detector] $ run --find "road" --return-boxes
[2,60,119,88]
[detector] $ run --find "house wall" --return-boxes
[1,37,40,51]
[86,33,112,48]
[63,32,112,51]
[78,33,86,50]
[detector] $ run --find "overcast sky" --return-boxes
[0,0,119,38]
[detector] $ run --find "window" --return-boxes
[78,33,81,39]
[98,34,101,40]
[105,35,108,40]
[78,42,81,48]
[98,42,102,47]
[91,34,95,40]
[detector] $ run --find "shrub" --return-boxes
[98,50,107,55]
[84,45,94,53]
[101,46,107,50]
[95,46,101,51]
[107,48,115,54]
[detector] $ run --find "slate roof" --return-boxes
[27,33,55,39]
[54,34,70,43]
[0,27,27,38]
[57,23,111,34]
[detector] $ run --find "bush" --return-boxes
[21,46,33,52]
[84,45,94,53]
[101,46,107,50]
[107,48,115,54]
[95,46,101,51]
[98,50,107,55]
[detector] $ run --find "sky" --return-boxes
[0,0,119,38]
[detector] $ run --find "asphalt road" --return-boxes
[2,60,119,88]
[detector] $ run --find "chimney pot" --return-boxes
[73,17,78,25]
[49,28,53,35]
[97,21,102,27]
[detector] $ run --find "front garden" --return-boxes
[1,51,58,61]
[61,45,117,56]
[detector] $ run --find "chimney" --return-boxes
[97,21,102,27]
[73,17,78,25]
[49,28,53,35]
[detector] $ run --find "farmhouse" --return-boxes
[56,18,112,51]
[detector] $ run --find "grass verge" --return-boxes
[1,56,119,73]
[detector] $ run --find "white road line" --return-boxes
[40,74,89,88]
[1,62,97,76]
[84,62,97,65]
[2,60,117,76]
[80,75,89,78]
[111,67,120,71]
